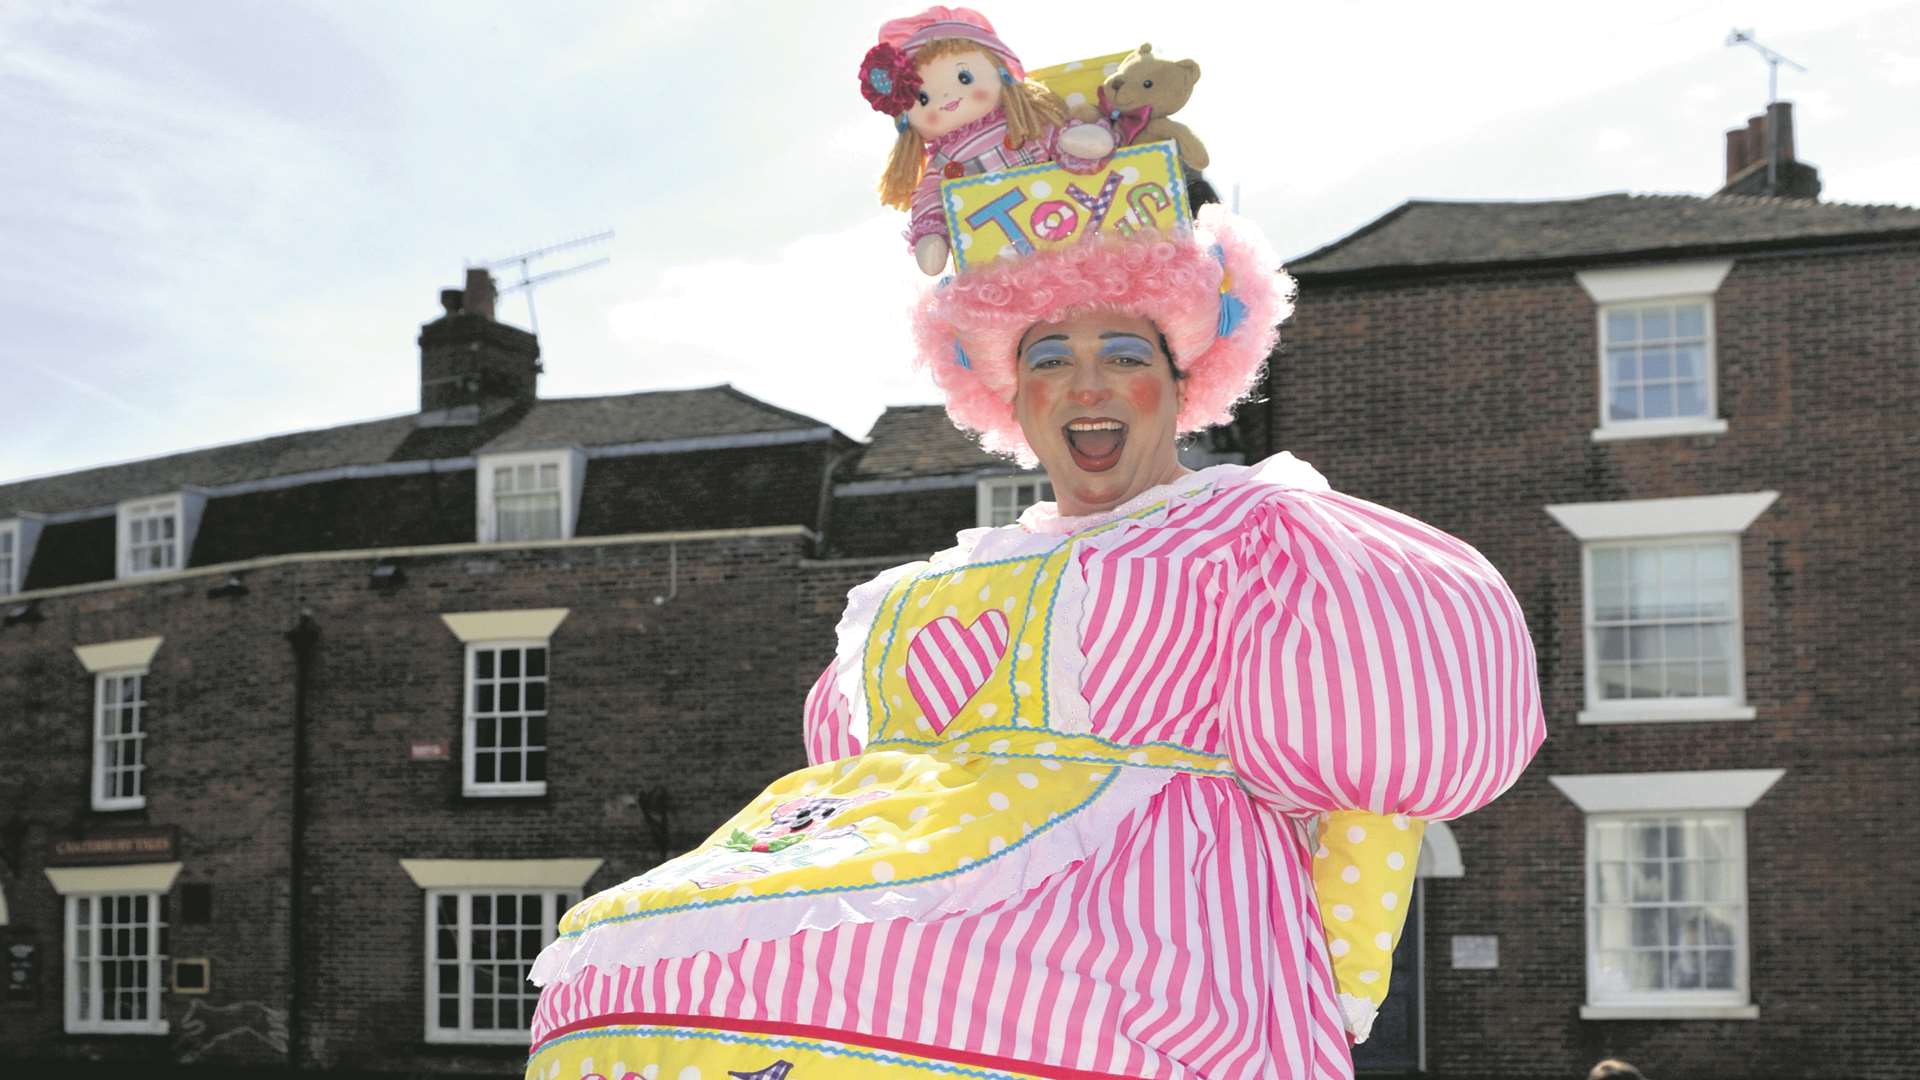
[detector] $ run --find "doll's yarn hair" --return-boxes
[878,38,1067,211]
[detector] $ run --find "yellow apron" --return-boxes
[530,508,1228,1079]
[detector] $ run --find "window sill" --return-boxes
[462,783,548,799]
[1591,419,1728,442]
[1578,704,1756,725]
[65,1020,170,1036]
[1581,1003,1759,1021]
[425,1028,535,1046]
[90,797,147,813]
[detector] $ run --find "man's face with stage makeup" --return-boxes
[1013,311,1184,518]
[907,47,1003,139]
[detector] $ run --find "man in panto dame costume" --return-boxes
[522,9,1545,1078]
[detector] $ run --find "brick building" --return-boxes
[1255,103,1919,1077]
[0,273,874,1075]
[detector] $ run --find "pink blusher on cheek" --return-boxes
[971,88,990,102]
[1124,375,1164,413]
[1018,379,1053,415]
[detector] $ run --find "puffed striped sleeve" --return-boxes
[802,661,863,766]
[1223,488,1545,819]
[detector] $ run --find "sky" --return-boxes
[4,0,1917,485]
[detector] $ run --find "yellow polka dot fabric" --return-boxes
[1312,810,1425,1033]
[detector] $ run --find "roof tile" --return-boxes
[1290,192,1920,277]
[1,385,828,517]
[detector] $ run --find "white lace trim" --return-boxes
[529,764,1189,988]
[1339,992,1379,1044]
[832,559,925,749]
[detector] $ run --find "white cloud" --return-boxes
[607,214,940,440]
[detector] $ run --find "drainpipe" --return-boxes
[283,612,320,1070]
[812,443,853,559]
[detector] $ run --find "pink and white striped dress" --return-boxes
[527,454,1545,1080]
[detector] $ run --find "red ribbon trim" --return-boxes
[532,1009,1136,1079]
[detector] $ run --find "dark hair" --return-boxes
[1158,331,1186,380]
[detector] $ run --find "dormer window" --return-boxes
[976,475,1053,528]
[0,519,19,596]
[122,498,179,574]
[476,450,585,544]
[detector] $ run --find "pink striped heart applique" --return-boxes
[904,609,1011,734]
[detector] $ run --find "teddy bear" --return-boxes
[1077,43,1208,171]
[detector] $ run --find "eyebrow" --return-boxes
[1098,333,1156,353]
[1023,334,1069,349]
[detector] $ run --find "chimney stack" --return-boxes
[1717,100,1820,200]
[415,269,542,427]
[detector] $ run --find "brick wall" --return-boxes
[0,569,296,1068]
[826,486,977,559]
[1269,240,1920,1079]
[0,529,906,1075]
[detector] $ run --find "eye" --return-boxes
[1142,79,1154,89]
[957,69,974,85]
[917,90,930,106]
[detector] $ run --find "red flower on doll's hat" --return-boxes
[859,43,922,116]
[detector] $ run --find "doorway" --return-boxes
[1352,880,1423,1074]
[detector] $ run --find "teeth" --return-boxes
[1066,420,1124,431]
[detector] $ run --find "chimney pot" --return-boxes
[1766,100,1796,163]
[1725,129,1749,181]
[462,268,498,321]
[440,289,464,316]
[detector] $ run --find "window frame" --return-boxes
[64,890,169,1035]
[975,474,1054,529]
[0,518,18,596]
[1576,260,1733,443]
[115,496,184,579]
[1594,296,1724,439]
[1584,810,1752,1013]
[91,668,149,812]
[1579,535,1750,724]
[461,638,551,798]
[476,449,582,545]
[421,887,573,1045]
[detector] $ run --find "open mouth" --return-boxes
[1063,419,1126,472]
[941,99,961,112]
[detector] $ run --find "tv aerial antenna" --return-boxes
[480,229,614,336]
[1725,29,1807,105]
[1724,30,1808,191]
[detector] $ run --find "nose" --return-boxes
[1067,363,1113,406]
[1108,78,1123,91]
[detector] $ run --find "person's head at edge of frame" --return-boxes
[1588,1059,1648,1080]
[913,203,1294,520]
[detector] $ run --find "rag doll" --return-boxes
[860,6,1116,275]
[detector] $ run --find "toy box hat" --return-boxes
[871,17,1290,463]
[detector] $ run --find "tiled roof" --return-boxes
[849,405,1011,479]
[1289,192,1920,277]
[0,385,830,518]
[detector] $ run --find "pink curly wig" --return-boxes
[910,205,1294,464]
